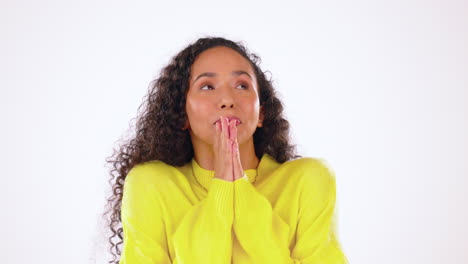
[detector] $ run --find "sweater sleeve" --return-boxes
[120,168,235,264]
[290,164,349,263]
[172,178,234,264]
[232,176,292,263]
[233,164,349,264]
[120,166,173,264]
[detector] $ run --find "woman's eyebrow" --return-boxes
[193,70,253,84]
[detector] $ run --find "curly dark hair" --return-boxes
[102,36,302,263]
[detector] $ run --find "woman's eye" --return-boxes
[200,84,214,90]
[237,83,249,89]
[200,83,249,90]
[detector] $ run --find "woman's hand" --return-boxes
[213,116,244,182]
[229,117,244,182]
[213,116,234,181]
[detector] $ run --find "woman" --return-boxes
[104,36,349,263]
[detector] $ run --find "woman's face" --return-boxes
[185,46,263,147]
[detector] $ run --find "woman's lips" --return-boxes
[214,116,241,126]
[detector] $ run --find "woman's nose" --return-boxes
[218,86,235,109]
[219,94,234,108]
[220,103,234,109]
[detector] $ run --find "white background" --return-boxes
[1,0,467,263]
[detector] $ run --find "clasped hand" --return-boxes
[213,116,244,182]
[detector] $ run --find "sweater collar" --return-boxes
[190,153,278,190]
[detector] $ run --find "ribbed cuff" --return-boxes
[208,178,234,224]
[234,177,271,223]
[233,177,250,215]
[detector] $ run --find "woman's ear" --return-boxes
[257,105,264,127]
[182,119,190,130]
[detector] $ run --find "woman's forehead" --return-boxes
[190,47,253,76]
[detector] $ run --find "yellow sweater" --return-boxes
[119,153,349,264]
